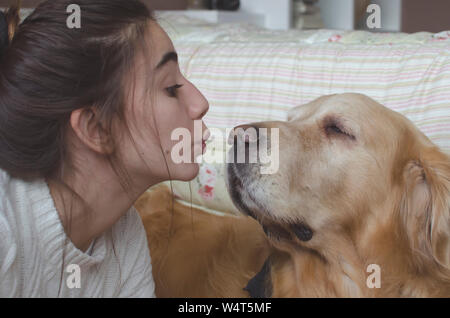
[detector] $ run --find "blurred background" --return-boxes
[1,0,450,33]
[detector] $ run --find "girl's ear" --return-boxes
[400,149,450,272]
[70,108,114,155]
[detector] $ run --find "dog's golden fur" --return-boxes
[136,93,450,297]
[135,185,270,297]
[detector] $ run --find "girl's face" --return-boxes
[117,22,210,186]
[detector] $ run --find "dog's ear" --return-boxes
[400,149,450,271]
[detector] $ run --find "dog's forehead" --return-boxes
[288,94,371,122]
[318,94,379,116]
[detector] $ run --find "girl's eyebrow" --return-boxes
[156,51,178,70]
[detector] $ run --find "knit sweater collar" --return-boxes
[26,177,107,268]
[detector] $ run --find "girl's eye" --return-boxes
[166,84,183,98]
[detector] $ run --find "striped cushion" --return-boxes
[158,14,450,213]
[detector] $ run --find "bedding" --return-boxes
[155,13,450,215]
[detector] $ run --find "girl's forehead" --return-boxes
[146,22,176,68]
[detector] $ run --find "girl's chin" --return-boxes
[171,162,200,181]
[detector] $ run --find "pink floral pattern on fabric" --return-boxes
[197,163,217,200]
[432,31,450,41]
[328,34,342,42]
[198,185,215,200]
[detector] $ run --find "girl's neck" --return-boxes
[46,155,159,252]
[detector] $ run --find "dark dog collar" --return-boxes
[244,256,273,298]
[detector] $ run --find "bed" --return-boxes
[154,12,450,215]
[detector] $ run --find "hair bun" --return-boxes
[0,1,21,54]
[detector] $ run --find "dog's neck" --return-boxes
[267,236,370,297]
[264,213,450,297]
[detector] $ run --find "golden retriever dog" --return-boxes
[227,93,450,297]
[137,93,450,297]
[135,184,270,297]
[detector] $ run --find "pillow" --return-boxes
[167,127,240,215]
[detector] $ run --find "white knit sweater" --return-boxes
[0,169,155,297]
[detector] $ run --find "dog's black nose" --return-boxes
[229,124,260,165]
[228,124,259,145]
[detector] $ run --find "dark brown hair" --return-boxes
[0,0,154,182]
[0,0,157,296]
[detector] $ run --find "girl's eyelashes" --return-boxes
[166,84,183,98]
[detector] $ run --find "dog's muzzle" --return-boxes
[226,124,314,244]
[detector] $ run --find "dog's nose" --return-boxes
[228,124,259,145]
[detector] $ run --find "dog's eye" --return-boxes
[324,121,355,140]
[326,124,344,135]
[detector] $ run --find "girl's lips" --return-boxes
[202,140,207,154]
[192,140,207,157]
[202,128,210,154]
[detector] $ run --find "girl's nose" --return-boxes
[192,98,209,120]
[188,83,210,120]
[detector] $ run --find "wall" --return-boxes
[240,0,292,30]
[402,0,450,33]
[318,0,355,30]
